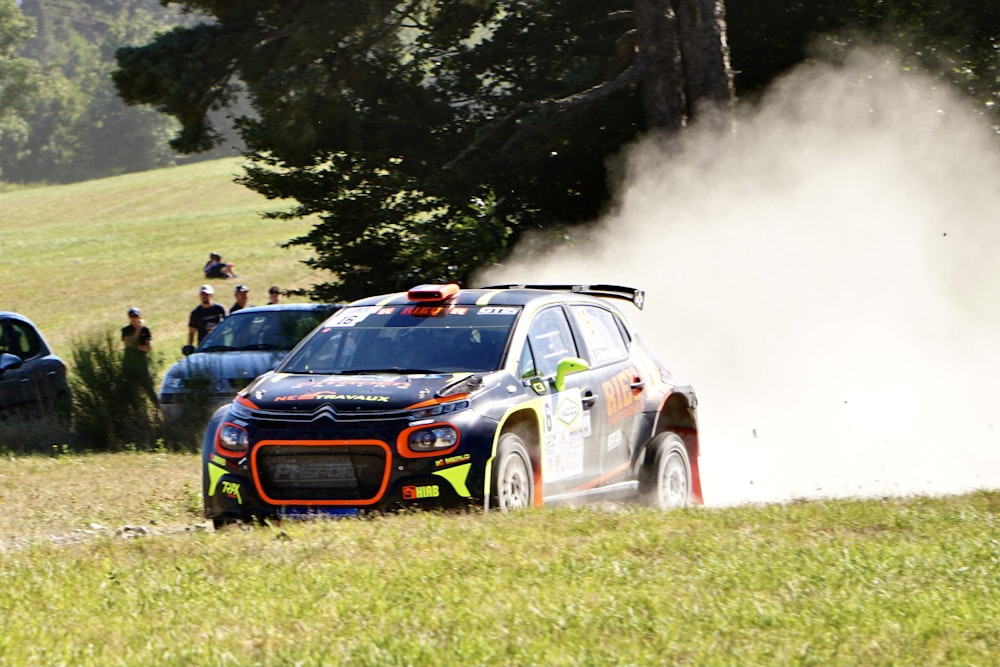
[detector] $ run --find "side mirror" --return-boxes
[182,344,196,356]
[0,352,22,373]
[554,357,589,392]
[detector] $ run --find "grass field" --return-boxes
[2,162,999,666]
[0,158,324,363]
[0,453,998,666]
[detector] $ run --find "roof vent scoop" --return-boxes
[407,283,461,302]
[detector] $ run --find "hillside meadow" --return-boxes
[2,161,1000,666]
[0,158,325,363]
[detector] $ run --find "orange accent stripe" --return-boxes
[236,395,260,410]
[570,462,630,493]
[405,394,470,410]
[251,439,392,506]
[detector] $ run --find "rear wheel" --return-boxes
[640,433,692,509]
[491,432,534,512]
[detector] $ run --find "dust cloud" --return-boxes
[476,48,1000,506]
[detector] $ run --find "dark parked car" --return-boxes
[202,283,701,526]
[159,303,340,419]
[0,312,71,419]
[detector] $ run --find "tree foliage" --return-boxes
[1,0,235,184]
[113,0,732,299]
[111,0,998,300]
[0,0,43,179]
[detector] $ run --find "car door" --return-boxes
[520,306,609,497]
[0,317,58,411]
[0,318,29,410]
[567,303,648,485]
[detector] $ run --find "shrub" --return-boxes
[69,330,162,451]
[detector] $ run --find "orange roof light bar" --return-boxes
[408,283,461,302]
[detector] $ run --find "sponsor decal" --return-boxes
[478,306,519,315]
[541,389,591,481]
[400,305,469,318]
[557,397,581,426]
[291,377,412,389]
[328,306,380,327]
[603,366,645,426]
[274,392,390,402]
[607,429,624,452]
[435,453,471,468]
[221,480,243,504]
[402,484,440,500]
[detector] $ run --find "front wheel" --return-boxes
[640,433,692,509]
[491,432,534,512]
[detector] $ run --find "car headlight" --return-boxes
[164,377,184,390]
[400,424,459,455]
[217,422,249,454]
[408,399,470,421]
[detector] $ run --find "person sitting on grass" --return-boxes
[203,252,236,279]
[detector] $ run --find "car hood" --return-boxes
[243,371,479,412]
[166,351,288,386]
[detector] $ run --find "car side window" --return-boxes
[5,320,42,360]
[569,305,629,366]
[524,307,577,378]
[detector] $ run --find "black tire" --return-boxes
[491,432,534,512]
[640,433,692,509]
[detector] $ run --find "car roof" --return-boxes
[229,303,341,315]
[0,311,45,328]
[347,284,644,311]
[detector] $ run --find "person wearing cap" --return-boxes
[188,284,227,346]
[230,284,254,314]
[121,307,157,405]
[268,285,281,304]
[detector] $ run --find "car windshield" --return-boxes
[198,309,330,353]
[279,304,521,374]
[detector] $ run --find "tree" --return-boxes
[2,0,233,184]
[0,0,43,180]
[113,0,733,300]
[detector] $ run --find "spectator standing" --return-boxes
[121,307,157,405]
[188,284,227,346]
[268,285,281,304]
[204,252,237,279]
[230,284,253,314]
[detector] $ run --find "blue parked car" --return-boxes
[159,303,340,420]
[0,311,71,419]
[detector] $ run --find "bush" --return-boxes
[69,330,163,450]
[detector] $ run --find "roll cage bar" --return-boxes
[481,284,645,310]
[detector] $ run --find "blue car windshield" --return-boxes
[198,309,332,352]
[279,304,521,374]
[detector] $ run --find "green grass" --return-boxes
[0,452,998,666]
[0,158,323,361]
[2,163,999,666]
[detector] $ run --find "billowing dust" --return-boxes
[476,48,1000,506]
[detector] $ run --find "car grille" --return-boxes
[253,443,390,503]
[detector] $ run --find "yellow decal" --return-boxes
[207,455,227,497]
[221,481,243,504]
[434,463,472,497]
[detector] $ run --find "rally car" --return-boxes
[202,283,701,526]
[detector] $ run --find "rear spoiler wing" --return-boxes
[481,284,645,310]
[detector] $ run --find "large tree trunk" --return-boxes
[632,0,686,133]
[675,0,734,118]
[633,0,733,132]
